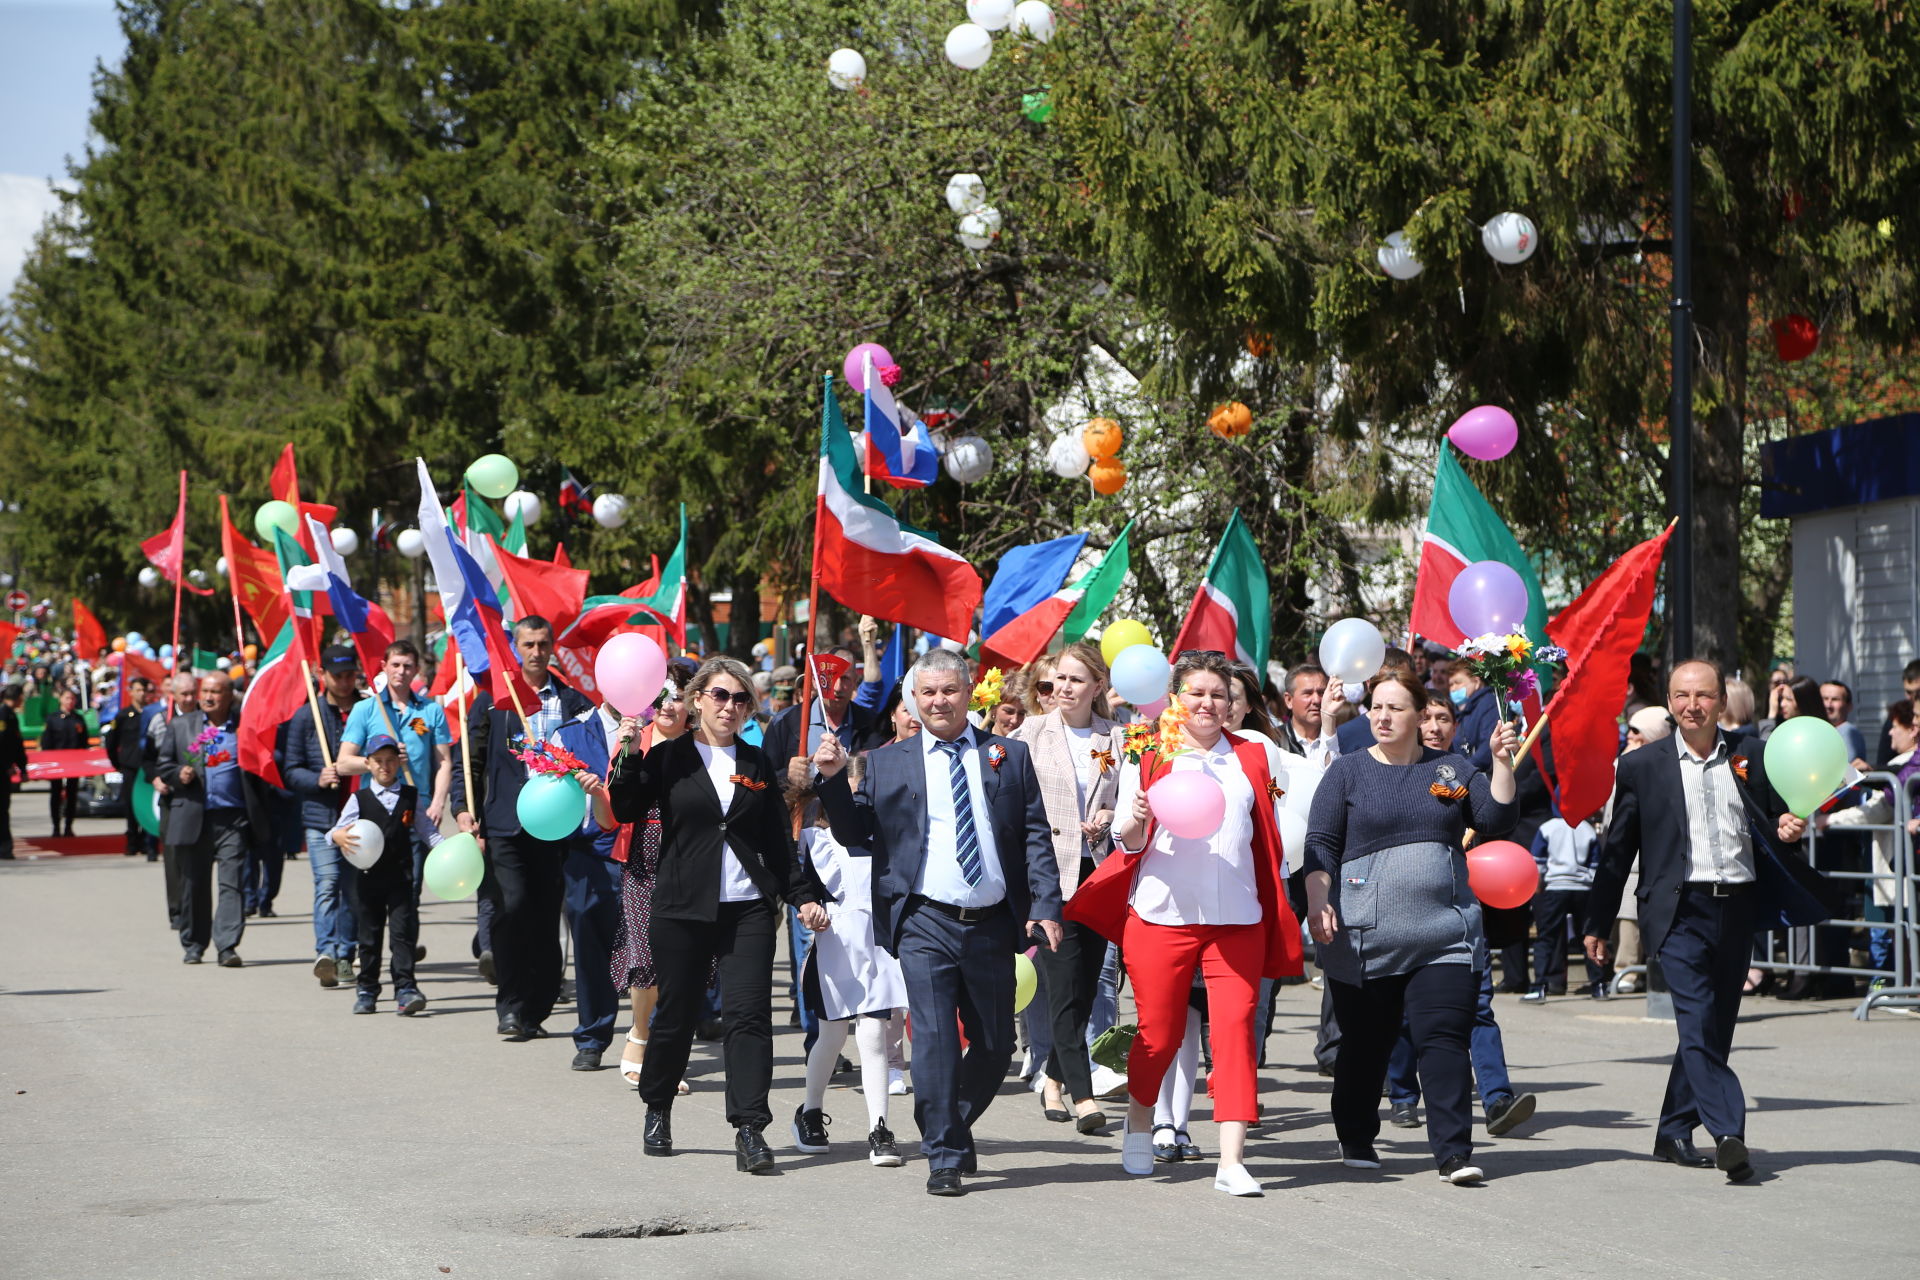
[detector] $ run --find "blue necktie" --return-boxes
[934,739,984,887]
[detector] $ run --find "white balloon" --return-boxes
[215,656,231,670]
[827,47,867,90]
[1377,230,1423,280]
[1481,211,1539,264]
[1046,432,1091,478]
[944,22,993,70]
[1012,0,1056,41]
[1277,809,1308,871]
[944,172,988,215]
[967,0,1017,31]
[329,527,360,557]
[973,205,1004,234]
[395,528,427,560]
[215,556,229,577]
[1317,617,1387,683]
[944,435,993,483]
[592,493,631,529]
[187,568,209,586]
[504,490,543,527]
[956,211,996,250]
[342,818,386,871]
[138,567,160,589]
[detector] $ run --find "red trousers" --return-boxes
[1121,910,1264,1123]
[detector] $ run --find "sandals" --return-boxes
[622,1030,691,1094]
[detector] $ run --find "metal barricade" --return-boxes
[1748,771,1916,1020]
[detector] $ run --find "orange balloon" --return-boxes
[1243,331,1272,357]
[227,665,247,682]
[1088,456,1127,495]
[243,643,259,663]
[1082,417,1123,459]
[111,637,127,652]
[1208,401,1253,438]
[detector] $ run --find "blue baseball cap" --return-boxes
[363,734,401,755]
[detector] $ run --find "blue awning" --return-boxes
[1759,414,1920,519]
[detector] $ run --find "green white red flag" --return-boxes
[1408,443,1548,648]
[1169,511,1269,672]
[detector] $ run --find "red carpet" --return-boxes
[14,834,129,857]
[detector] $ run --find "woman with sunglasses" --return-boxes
[1010,641,1122,1132]
[610,656,828,1173]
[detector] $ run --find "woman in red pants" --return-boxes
[1066,650,1301,1197]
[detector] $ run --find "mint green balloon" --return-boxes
[424,832,485,901]
[1766,716,1849,818]
[465,453,519,500]
[132,771,161,838]
[517,772,585,841]
[254,500,299,544]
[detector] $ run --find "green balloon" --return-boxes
[517,772,585,842]
[466,453,520,500]
[1766,716,1849,817]
[132,771,161,838]
[254,500,299,544]
[1013,951,1038,1013]
[424,832,485,901]
[1022,91,1054,124]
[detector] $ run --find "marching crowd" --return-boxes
[3,620,1913,1197]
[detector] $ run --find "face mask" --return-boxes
[1449,688,1468,708]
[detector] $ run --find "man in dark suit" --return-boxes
[1585,659,1829,1183]
[813,648,1062,1197]
[153,672,252,966]
[103,677,157,856]
[450,616,597,1042]
[0,684,26,859]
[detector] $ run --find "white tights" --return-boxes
[1153,1008,1204,1135]
[803,1015,893,1130]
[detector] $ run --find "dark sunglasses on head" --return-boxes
[702,687,753,707]
[1033,680,1054,696]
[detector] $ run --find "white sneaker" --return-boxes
[1213,1163,1264,1197]
[1121,1123,1155,1176]
[1090,1065,1130,1099]
[1437,1157,1486,1185]
[1017,1049,1039,1081]
[888,1068,909,1096]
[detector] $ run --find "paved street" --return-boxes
[4,810,1918,1280]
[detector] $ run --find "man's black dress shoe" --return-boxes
[1715,1135,1755,1182]
[182,950,204,965]
[217,950,243,968]
[643,1106,672,1156]
[571,1048,603,1071]
[498,1014,524,1037]
[926,1169,966,1196]
[507,1021,548,1042]
[735,1126,775,1173]
[1652,1136,1715,1168]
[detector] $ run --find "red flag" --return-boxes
[809,651,852,698]
[72,599,106,662]
[0,619,22,659]
[237,634,312,788]
[494,541,589,636]
[271,444,299,507]
[1541,523,1677,825]
[141,471,212,595]
[553,543,572,570]
[267,444,337,556]
[219,496,289,642]
[122,650,170,686]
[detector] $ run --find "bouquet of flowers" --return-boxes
[968,668,1005,716]
[1451,630,1568,711]
[1119,695,1195,764]
[508,736,590,778]
[186,722,224,768]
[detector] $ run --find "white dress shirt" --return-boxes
[328,776,406,836]
[1676,733,1755,884]
[915,727,1007,909]
[1115,738,1261,926]
[697,740,759,902]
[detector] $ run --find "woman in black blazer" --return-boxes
[609,656,827,1173]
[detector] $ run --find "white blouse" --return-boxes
[697,741,758,903]
[1114,739,1261,926]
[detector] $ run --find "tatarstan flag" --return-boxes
[1408,443,1548,649]
[814,376,981,641]
[1170,511,1269,672]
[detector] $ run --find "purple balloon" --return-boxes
[1447,405,1518,461]
[1448,560,1530,637]
[843,342,895,393]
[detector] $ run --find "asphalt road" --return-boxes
[4,809,1918,1280]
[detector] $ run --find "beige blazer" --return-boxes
[1013,709,1122,896]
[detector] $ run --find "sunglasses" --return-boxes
[1033,680,1054,696]
[702,687,753,707]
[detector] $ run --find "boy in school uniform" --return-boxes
[332,735,426,1016]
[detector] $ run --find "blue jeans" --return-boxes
[1085,941,1121,1046]
[564,850,623,1054]
[1387,967,1512,1106]
[788,904,819,1053]
[305,827,358,961]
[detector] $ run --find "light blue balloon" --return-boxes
[125,632,145,647]
[517,772,586,842]
[1110,644,1171,706]
[158,644,174,659]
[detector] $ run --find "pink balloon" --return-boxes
[595,632,669,716]
[1465,839,1538,909]
[1134,695,1169,719]
[843,342,895,393]
[105,652,125,667]
[1148,771,1227,840]
[1447,405,1518,461]
[1448,559,1530,636]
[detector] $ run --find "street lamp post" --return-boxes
[1668,0,1695,660]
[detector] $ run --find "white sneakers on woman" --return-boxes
[1213,1163,1263,1197]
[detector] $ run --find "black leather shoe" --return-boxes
[1390,1102,1420,1129]
[217,950,243,968]
[926,1169,966,1196]
[1652,1136,1715,1168]
[1714,1135,1755,1182]
[571,1048,603,1071]
[643,1106,672,1156]
[498,1013,524,1038]
[735,1126,775,1173]
[1485,1092,1537,1137]
[507,1021,548,1043]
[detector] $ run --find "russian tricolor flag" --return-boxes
[863,373,939,489]
[287,513,395,677]
[416,459,540,713]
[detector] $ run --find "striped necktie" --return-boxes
[934,738,984,887]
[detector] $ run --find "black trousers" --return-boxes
[487,833,567,1025]
[346,863,419,997]
[48,778,78,832]
[179,810,249,957]
[1532,888,1603,989]
[641,898,778,1129]
[1036,911,1107,1101]
[1657,886,1754,1142]
[0,776,13,856]
[162,839,187,930]
[1329,963,1479,1166]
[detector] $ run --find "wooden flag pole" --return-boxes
[455,654,475,816]
[299,658,334,771]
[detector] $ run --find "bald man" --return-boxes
[154,673,251,966]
